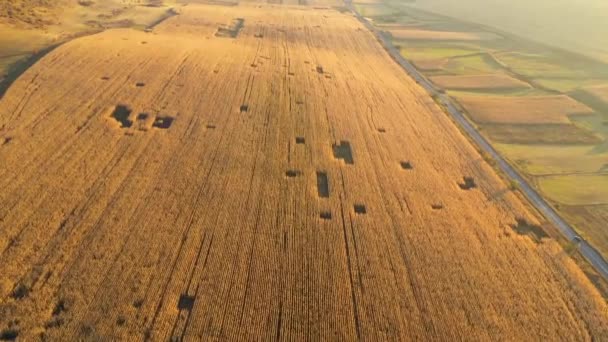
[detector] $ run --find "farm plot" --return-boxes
[539,174,608,206]
[0,2,607,341]
[495,144,608,176]
[494,52,585,79]
[442,53,503,75]
[411,58,447,71]
[399,46,476,60]
[580,85,608,110]
[388,28,499,41]
[482,123,602,145]
[430,74,530,91]
[587,85,608,104]
[457,95,595,124]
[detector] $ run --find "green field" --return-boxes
[539,174,608,206]
[398,46,476,60]
[442,54,502,75]
[495,144,608,175]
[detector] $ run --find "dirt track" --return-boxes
[0,3,607,340]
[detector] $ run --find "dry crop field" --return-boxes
[457,95,595,125]
[0,0,176,94]
[387,28,497,41]
[358,0,608,263]
[429,74,530,91]
[0,2,607,340]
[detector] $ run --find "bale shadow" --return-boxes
[332,141,354,164]
[215,18,244,38]
[511,218,548,243]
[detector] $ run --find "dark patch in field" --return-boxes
[320,211,332,220]
[11,284,28,300]
[52,299,66,316]
[133,299,144,308]
[332,141,354,164]
[354,204,367,214]
[152,116,174,129]
[400,161,413,170]
[178,294,195,311]
[240,104,249,112]
[295,137,305,144]
[511,218,548,243]
[431,204,443,210]
[458,177,477,190]
[215,18,244,38]
[286,170,301,178]
[316,172,329,198]
[0,328,18,341]
[111,105,133,128]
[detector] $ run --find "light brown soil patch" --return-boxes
[458,95,594,124]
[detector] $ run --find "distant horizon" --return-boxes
[407,0,608,63]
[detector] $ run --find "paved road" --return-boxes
[346,2,608,280]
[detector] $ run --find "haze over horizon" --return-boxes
[409,0,608,62]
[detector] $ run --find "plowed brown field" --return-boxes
[0,3,607,340]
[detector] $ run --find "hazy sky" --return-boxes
[409,0,608,62]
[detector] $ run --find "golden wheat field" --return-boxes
[457,95,595,124]
[0,2,607,340]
